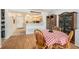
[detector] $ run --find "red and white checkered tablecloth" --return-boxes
[43,30,69,46]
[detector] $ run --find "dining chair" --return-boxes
[34,29,48,49]
[53,26,61,31]
[66,31,74,48]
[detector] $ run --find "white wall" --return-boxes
[51,9,77,14]
[41,11,48,28]
[74,10,79,46]
[76,10,79,29]
[5,10,16,39]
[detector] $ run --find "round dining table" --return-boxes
[42,30,69,47]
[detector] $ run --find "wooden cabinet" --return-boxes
[46,15,57,31]
[59,12,77,43]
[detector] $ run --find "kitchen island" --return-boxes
[25,22,46,34]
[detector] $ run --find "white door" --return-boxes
[16,16,24,28]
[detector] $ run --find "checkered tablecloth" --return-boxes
[43,30,69,46]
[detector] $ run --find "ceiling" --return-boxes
[8,9,54,13]
[8,9,77,15]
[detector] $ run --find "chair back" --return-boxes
[65,31,74,48]
[34,29,46,48]
[53,26,61,31]
[68,31,74,42]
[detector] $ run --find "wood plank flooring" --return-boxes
[2,34,36,49]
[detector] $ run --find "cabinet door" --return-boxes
[64,16,73,33]
[59,14,73,34]
[50,15,56,28]
[59,17,65,32]
[46,18,51,29]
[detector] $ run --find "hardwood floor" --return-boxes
[2,34,36,49]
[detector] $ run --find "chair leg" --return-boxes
[66,42,71,48]
[48,45,54,49]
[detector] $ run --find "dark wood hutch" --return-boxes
[59,12,77,43]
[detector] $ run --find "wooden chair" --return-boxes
[53,26,61,31]
[66,31,74,48]
[34,29,48,49]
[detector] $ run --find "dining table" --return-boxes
[42,30,69,47]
